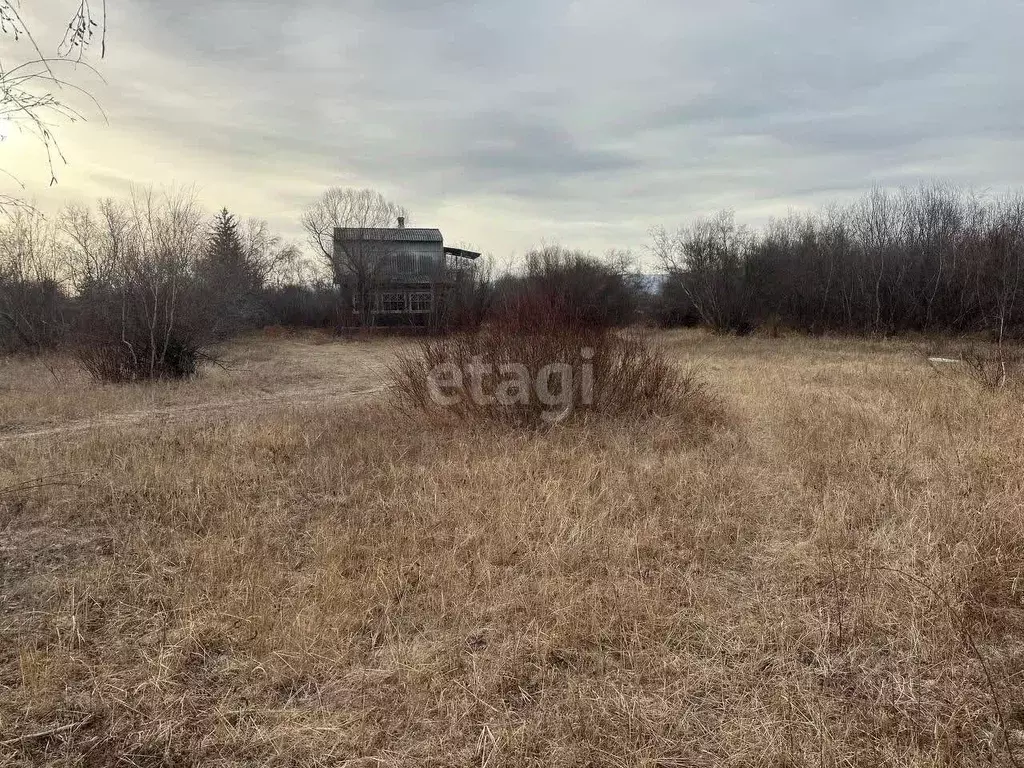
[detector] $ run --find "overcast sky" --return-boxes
[5,0,1024,263]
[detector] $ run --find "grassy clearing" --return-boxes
[1,330,1023,766]
[0,330,397,436]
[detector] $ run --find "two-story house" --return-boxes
[333,217,480,327]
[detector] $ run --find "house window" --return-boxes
[378,292,407,313]
[409,291,433,313]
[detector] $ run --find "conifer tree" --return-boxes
[198,208,263,330]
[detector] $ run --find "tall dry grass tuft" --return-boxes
[391,293,720,428]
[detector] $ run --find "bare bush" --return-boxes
[958,344,1024,390]
[392,293,718,428]
[67,188,216,382]
[494,245,641,329]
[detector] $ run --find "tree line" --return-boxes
[0,188,324,377]
[483,185,1024,341]
[651,185,1024,339]
[3,183,1024,382]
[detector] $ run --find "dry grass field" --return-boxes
[1,329,1023,766]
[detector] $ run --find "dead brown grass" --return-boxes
[1,330,1023,766]
[0,330,400,437]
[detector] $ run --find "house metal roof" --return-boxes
[444,246,481,260]
[334,227,443,243]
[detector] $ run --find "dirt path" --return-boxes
[0,383,390,443]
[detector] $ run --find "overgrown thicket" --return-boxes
[0,190,305,379]
[440,254,497,332]
[653,186,1024,337]
[262,282,346,329]
[493,245,641,329]
[392,292,716,428]
[0,210,68,353]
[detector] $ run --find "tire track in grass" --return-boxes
[0,384,390,443]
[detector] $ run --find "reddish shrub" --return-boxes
[391,293,718,428]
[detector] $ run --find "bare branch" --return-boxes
[1,2,108,208]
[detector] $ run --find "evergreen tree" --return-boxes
[201,209,245,287]
[198,208,264,331]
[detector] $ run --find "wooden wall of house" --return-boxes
[334,241,445,281]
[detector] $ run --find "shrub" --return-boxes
[72,281,211,382]
[0,277,69,354]
[391,293,718,428]
[263,284,345,329]
[958,344,1024,390]
[73,329,205,382]
[493,246,640,329]
[66,189,218,382]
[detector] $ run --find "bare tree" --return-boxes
[0,205,67,350]
[239,217,303,289]
[651,211,752,333]
[1,0,107,207]
[300,187,408,325]
[59,197,129,288]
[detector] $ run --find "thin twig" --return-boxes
[0,715,94,746]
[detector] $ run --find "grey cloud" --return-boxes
[11,0,1024,257]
